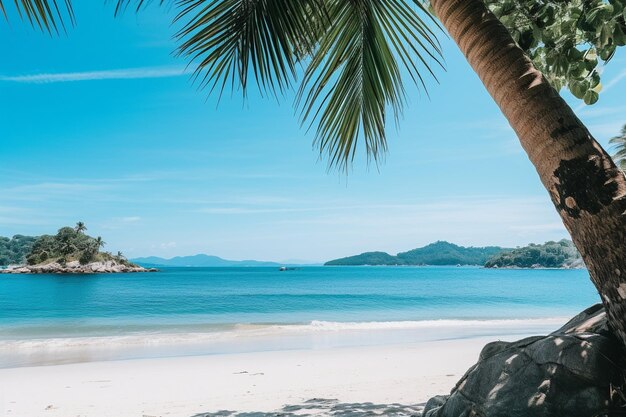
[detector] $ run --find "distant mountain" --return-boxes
[484,240,583,269]
[325,241,506,266]
[131,254,281,267]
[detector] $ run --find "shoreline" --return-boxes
[0,316,568,369]
[0,261,158,274]
[0,335,522,417]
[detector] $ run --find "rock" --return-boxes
[66,261,80,268]
[423,304,625,417]
[0,260,151,274]
[424,396,448,413]
[41,262,61,273]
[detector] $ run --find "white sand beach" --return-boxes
[0,335,522,417]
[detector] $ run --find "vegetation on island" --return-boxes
[325,242,506,266]
[484,240,583,269]
[24,222,132,267]
[326,251,405,266]
[0,235,38,266]
[398,242,505,266]
[326,240,584,268]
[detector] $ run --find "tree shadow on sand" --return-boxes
[190,398,424,417]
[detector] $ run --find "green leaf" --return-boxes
[566,47,584,60]
[585,48,598,61]
[485,0,626,103]
[614,25,626,46]
[599,44,617,60]
[599,23,614,46]
[583,90,599,105]
[592,81,603,93]
[570,81,587,99]
[568,61,586,78]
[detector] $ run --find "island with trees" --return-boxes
[325,241,506,266]
[0,222,155,274]
[326,240,584,269]
[484,240,583,269]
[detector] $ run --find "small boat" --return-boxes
[279,266,287,271]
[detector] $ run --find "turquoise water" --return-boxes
[0,266,601,367]
[0,266,599,334]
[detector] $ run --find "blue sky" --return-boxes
[1,4,625,263]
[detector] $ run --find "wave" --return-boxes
[0,316,568,351]
[282,317,569,331]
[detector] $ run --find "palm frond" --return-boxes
[174,0,326,97]
[0,0,75,33]
[110,0,167,16]
[296,0,443,170]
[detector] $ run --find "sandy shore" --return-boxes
[0,336,517,417]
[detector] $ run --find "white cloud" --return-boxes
[120,216,142,223]
[602,69,626,93]
[0,66,186,84]
[195,206,336,215]
[1,182,113,202]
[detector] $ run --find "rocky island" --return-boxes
[0,222,156,274]
[484,239,584,269]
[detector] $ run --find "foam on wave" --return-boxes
[0,316,568,351]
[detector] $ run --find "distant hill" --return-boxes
[484,240,583,269]
[0,235,38,266]
[397,241,505,265]
[131,254,281,267]
[325,251,402,266]
[325,241,506,266]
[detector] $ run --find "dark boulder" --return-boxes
[423,304,626,417]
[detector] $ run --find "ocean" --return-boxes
[0,266,599,368]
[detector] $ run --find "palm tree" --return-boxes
[609,125,626,172]
[116,251,125,259]
[3,0,626,348]
[95,237,106,249]
[75,221,87,234]
[428,0,626,349]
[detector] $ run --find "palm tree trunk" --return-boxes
[429,0,626,348]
